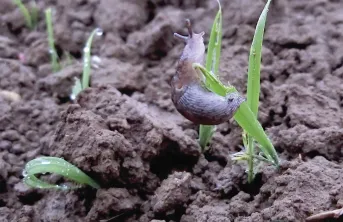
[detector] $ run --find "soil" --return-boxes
[0,0,343,221]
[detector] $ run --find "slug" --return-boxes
[171,19,245,125]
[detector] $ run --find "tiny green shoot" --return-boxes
[196,0,279,179]
[30,1,38,29]
[82,28,103,89]
[199,0,222,151]
[13,0,39,30]
[23,156,100,190]
[71,28,103,100]
[45,8,61,73]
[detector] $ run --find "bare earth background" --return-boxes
[0,0,343,221]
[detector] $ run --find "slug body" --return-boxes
[171,20,245,125]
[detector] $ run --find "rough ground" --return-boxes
[0,0,343,221]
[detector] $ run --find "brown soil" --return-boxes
[0,0,343,221]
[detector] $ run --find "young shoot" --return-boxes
[13,0,38,30]
[199,0,222,151]
[244,0,273,183]
[70,28,103,100]
[23,156,100,190]
[195,0,279,180]
[45,8,61,73]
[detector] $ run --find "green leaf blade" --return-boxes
[205,0,222,75]
[234,102,278,164]
[23,157,100,190]
[45,8,61,73]
[82,28,103,89]
[247,0,272,116]
[199,0,222,150]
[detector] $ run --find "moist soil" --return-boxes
[1,0,343,221]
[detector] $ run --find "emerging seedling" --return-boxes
[45,8,61,73]
[13,0,38,30]
[70,28,103,100]
[199,0,223,151]
[23,156,100,190]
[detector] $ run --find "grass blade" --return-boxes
[82,28,103,89]
[23,157,100,190]
[205,0,222,75]
[13,0,33,29]
[234,102,278,163]
[244,0,275,182]
[247,0,271,115]
[193,63,234,96]
[199,0,222,150]
[45,8,61,73]
[30,0,38,29]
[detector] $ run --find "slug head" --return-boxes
[174,19,205,64]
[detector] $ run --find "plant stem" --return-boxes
[247,136,254,183]
[199,125,215,152]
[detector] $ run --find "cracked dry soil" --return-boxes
[0,0,343,221]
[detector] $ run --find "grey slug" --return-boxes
[171,19,245,125]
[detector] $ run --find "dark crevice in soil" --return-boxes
[18,192,44,205]
[58,96,72,104]
[218,185,240,200]
[69,50,82,60]
[282,42,311,50]
[150,139,198,180]
[305,150,322,159]
[154,205,186,222]
[204,151,227,167]
[6,24,22,36]
[0,198,5,207]
[146,1,157,24]
[285,116,291,128]
[118,88,135,97]
[239,173,263,196]
[0,181,7,193]
[76,187,98,214]
[331,57,343,73]
[269,74,275,83]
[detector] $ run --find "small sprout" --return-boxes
[13,0,39,30]
[82,28,103,89]
[198,0,222,150]
[45,8,61,73]
[70,28,103,100]
[30,1,38,29]
[23,156,100,190]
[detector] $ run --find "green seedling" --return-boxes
[71,28,103,100]
[198,0,222,152]
[13,0,38,30]
[45,8,61,73]
[23,156,100,190]
[196,0,278,181]
[244,0,273,182]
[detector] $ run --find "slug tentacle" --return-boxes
[171,19,245,125]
